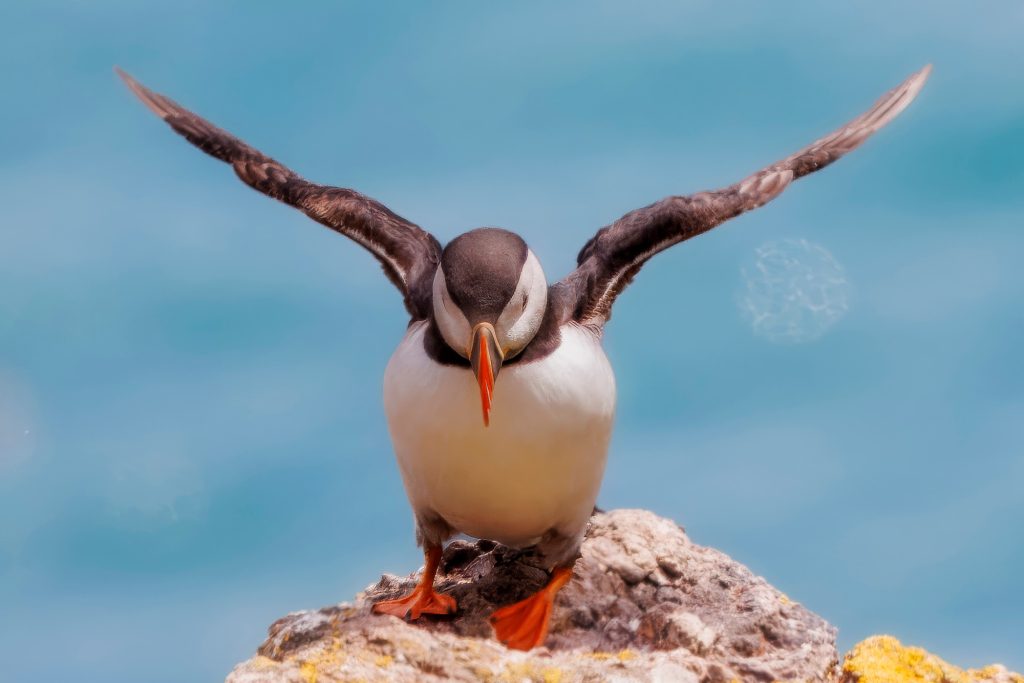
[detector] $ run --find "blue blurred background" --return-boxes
[1,2,1022,680]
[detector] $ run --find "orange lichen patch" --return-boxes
[617,650,637,662]
[374,654,393,668]
[842,635,1024,683]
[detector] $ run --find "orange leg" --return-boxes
[490,566,572,651]
[371,545,457,620]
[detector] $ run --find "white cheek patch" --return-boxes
[497,250,548,356]
[433,267,472,357]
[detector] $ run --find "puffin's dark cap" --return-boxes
[440,228,529,321]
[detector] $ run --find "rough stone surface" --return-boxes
[226,509,838,682]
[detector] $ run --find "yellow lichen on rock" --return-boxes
[842,635,1023,683]
[248,656,281,670]
[542,667,563,683]
[298,660,318,683]
[293,637,347,683]
[497,661,564,683]
[581,651,613,661]
[577,649,637,665]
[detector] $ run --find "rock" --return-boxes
[226,509,838,682]
[840,636,1023,683]
[225,511,1024,682]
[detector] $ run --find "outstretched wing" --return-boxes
[561,65,931,327]
[117,68,441,319]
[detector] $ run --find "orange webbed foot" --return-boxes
[371,544,456,621]
[490,567,572,651]
[372,584,457,620]
[490,591,554,650]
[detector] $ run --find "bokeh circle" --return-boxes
[737,238,851,344]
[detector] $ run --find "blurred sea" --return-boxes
[1,2,1022,680]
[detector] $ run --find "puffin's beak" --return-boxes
[469,323,503,427]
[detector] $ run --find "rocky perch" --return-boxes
[226,510,1020,683]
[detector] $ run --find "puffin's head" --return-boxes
[432,228,548,426]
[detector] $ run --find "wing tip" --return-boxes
[870,63,932,130]
[900,64,933,105]
[113,65,139,92]
[114,66,171,120]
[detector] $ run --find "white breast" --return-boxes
[382,322,616,547]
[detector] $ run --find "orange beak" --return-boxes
[469,323,503,427]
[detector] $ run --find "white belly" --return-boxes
[383,322,616,547]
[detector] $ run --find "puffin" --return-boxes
[117,64,930,650]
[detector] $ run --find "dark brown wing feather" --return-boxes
[116,68,441,319]
[561,65,931,326]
